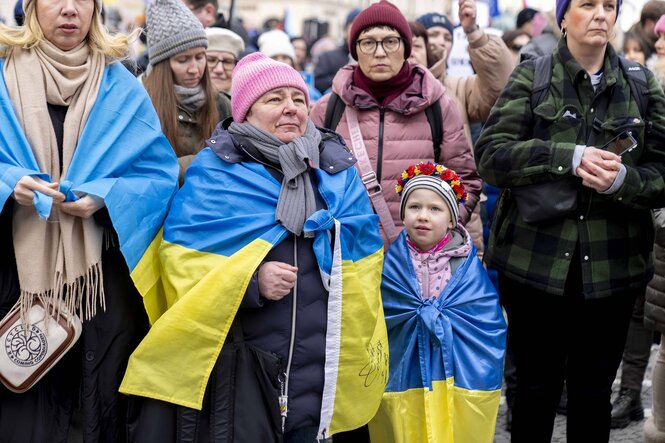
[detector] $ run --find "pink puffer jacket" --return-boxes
[310,62,481,228]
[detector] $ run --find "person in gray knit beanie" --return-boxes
[146,0,208,66]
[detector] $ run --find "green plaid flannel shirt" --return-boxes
[475,40,665,298]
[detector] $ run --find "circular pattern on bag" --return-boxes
[5,325,48,367]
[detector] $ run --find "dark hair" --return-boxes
[185,0,218,9]
[623,31,653,62]
[641,0,665,25]
[408,21,435,68]
[501,30,530,53]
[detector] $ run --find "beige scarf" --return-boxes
[4,40,106,319]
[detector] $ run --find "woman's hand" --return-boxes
[258,261,298,301]
[12,176,65,207]
[576,147,622,192]
[59,195,105,219]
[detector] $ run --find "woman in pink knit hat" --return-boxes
[125,52,386,443]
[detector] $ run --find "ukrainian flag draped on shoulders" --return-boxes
[120,140,387,439]
[0,58,178,284]
[369,230,506,443]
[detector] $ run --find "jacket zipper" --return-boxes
[280,234,298,433]
[376,107,385,183]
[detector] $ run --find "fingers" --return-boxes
[578,159,618,192]
[258,261,299,301]
[13,176,65,206]
[59,196,104,218]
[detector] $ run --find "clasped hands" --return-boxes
[575,147,622,193]
[12,175,104,218]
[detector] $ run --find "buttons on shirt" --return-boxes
[584,255,589,261]
[178,115,184,120]
[565,252,570,257]
[210,139,216,144]
[85,351,95,362]
[590,107,595,113]
[557,166,563,171]
[579,215,584,220]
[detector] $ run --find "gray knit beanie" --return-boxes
[146,0,208,66]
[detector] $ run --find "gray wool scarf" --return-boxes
[228,120,322,236]
[174,84,206,114]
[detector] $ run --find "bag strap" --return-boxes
[424,99,444,162]
[323,92,346,131]
[618,57,649,119]
[344,106,400,243]
[530,54,553,111]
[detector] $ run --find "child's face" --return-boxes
[623,38,646,65]
[403,188,454,251]
[656,33,665,59]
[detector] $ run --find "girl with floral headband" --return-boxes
[369,162,506,443]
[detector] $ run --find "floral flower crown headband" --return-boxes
[395,161,468,204]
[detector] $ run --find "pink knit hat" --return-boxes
[231,52,309,123]
[655,15,665,36]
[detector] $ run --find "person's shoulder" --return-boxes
[319,127,355,174]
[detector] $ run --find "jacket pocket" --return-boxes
[531,103,583,142]
[600,117,645,163]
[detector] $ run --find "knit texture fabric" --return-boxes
[556,0,621,28]
[656,15,665,36]
[348,0,412,60]
[416,12,454,37]
[230,52,309,122]
[400,175,460,227]
[206,28,244,58]
[146,0,208,66]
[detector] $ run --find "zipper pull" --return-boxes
[279,372,288,432]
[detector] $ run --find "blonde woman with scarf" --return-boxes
[142,0,232,186]
[0,0,179,441]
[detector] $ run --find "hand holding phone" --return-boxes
[601,131,637,156]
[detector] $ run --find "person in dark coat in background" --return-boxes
[0,0,179,441]
[313,7,360,94]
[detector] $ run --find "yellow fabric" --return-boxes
[120,238,272,409]
[368,378,500,443]
[327,249,387,435]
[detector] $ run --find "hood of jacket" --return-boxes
[331,61,445,115]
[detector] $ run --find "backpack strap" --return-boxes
[530,54,553,111]
[424,99,444,163]
[618,57,649,119]
[323,92,346,131]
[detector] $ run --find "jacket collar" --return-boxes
[556,37,619,90]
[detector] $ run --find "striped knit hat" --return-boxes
[146,0,208,66]
[396,162,468,227]
[231,52,309,123]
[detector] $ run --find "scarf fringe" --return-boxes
[18,261,106,330]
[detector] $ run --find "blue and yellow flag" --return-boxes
[0,59,178,281]
[120,146,387,439]
[369,230,506,443]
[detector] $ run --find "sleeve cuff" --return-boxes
[600,164,626,195]
[571,145,587,177]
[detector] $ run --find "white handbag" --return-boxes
[0,299,82,393]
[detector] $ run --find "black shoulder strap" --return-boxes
[323,92,346,131]
[618,57,649,118]
[424,99,444,163]
[530,54,553,111]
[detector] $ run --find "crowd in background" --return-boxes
[2,0,665,442]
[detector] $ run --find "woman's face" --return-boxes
[623,38,646,65]
[409,36,428,67]
[37,0,95,51]
[562,0,617,51]
[356,27,405,82]
[206,50,236,93]
[169,47,207,88]
[656,33,665,58]
[245,87,308,144]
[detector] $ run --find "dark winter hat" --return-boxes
[14,0,24,26]
[416,12,454,40]
[556,0,621,29]
[516,8,538,29]
[345,8,362,29]
[146,0,208,67]
[348,0,412,60]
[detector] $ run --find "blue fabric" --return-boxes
[381,230,506,392]
[0,59,179,270]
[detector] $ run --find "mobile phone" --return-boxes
[601,131,637,156]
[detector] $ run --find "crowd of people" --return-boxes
[1,0,665,442]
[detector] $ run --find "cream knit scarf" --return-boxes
[4,40,105,319]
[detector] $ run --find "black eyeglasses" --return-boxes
[206,56,237,71]
[356,36,403,55]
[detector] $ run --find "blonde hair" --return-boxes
[0,2,138,61]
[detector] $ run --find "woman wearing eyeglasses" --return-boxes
[310,0,481,248]
[143,0,232,185]
[205,27,244,98]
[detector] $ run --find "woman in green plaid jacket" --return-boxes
[474,0,665,442]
